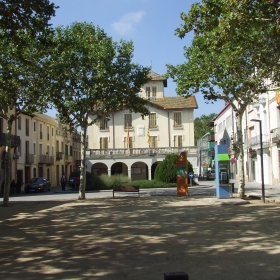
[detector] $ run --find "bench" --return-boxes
[113,186,140,198]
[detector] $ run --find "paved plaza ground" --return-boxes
[0,195,280,280]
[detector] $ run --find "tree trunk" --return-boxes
[78,125,87,200]
[236,114,245,198]
[2,118,13,207]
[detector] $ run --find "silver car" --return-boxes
[207,169,216,180]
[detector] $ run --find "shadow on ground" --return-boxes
[0,197,280,280]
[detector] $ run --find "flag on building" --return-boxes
[147,125,150,145]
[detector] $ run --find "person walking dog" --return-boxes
[61,173,66,191]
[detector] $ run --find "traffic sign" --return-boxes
[188,172,194,178]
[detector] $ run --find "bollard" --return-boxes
[164,272,188,280]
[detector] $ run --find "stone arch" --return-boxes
[131,161,148,181]
[111,162,128,176]
[91,162,108,176]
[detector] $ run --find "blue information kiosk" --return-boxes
[215,145,231,198]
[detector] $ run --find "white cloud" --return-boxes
[111,11,145,36]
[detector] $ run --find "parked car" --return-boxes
[25,177,51,193]
[207,169,216,180]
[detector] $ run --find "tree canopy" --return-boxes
[0,0,57,206]
[165,0,280,197]
[46,22,151,200]
[194,113,216,145]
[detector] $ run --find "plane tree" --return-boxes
[0,0,57,207]
[46,22,150,200]
[166,0,280,197]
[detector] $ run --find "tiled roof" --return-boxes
[148,71,166,80]
[149,96,198,110]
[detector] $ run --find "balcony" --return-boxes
[87,146,198,158]
[26,153,34,164]
[0,133,20,147]
[65,154,73,164]
[56,152,63,160]
[271,127,280,143]
[38,155,55,165]
[244,134,270,149]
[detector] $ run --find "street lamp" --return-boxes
[251,119,265,203]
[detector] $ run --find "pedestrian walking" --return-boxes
[61,173,66,191]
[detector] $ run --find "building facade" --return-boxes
[1,112,81,191]
[86,72,198,180]
[211,87,280,186]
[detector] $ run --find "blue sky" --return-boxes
[48,0,224,119]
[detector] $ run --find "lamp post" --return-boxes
[251,119,265,203]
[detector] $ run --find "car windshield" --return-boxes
[30,178,43,183]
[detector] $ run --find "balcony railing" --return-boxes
[0,133,20,147]
[56,152,63,160]
[26,153,34,164]
[87,146,198,158]
[38,155,55,165]
[244,134,270,149]
[271,127,280,143]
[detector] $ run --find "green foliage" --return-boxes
[99,174,131,188]
[46,22,151,199]
[194,113,216,145]
[165,0,280,197]
[154,153,193,183]
[0,0,57,206]
[129,180,176,188]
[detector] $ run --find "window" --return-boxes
[149,113,157,128]
[174,112,182,127]
[26,119,29,136]
[47,126,50,141]
[100,137,108,149]
[124,114,132,128]
[150,136,157,148]
[174,135,183,147]
[33,121,36,132]
[40,124,43,139]
[152,86,156,97]
[145,87,150,98]
[18,116,21,130]
[99,116,108,130]
[33,143,36,155]
[124,137,133,148]
[39,144,43,155]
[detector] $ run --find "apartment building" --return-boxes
[86,72,198,180]
[1,112,81,191]
[209,87,280,186]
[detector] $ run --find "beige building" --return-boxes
[1,112,81,191]
[86,72,198,180]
